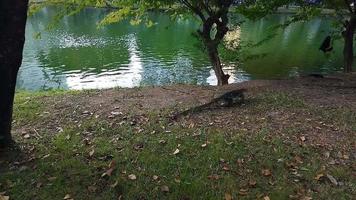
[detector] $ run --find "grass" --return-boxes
[0,89,355,200]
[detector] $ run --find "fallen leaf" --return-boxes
[133,143,144,151]
[110,181,119,188]
[63,194,71,200]
[173,149,180,155]
[268,180,275,186]
[300,136,306,142]
[101,161,116,178]
[48,177,57,181]
[294,155,303,164]
[238,188,248,195]
[161,185,169,193]
[110,111,122,116]
[159,140,166,144]
[343,154,350,160]
[324,151,330,158]
[0,194,9,200]
[237,158,244,165]
[82,111,91,115]
[36,182,43,188]
[89,149,95,157]
[188,123,195,128]
[23,134,31,139]
[108,160,115,168]
[262,169,272,177]
[152,175,159,181]
[201,143,207,148]
[314,173,324,181]
[248,180,257,187]
[57,127,64,133]
[128,174,137,180]
[208,174,220,180]
[224,193,233,200]
[326,174,338,186]
[174,177,181,183]
[192,132,201,137]
[83,138,91,146]
[225,141,233,145]
[222,165,230,171]
[263,196,270,200]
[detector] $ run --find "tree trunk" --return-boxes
[206,43,230,86]
[343,16,356,73]
[0,0,29,147]
[189,1,232,86]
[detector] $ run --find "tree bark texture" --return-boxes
[0,0,29,146]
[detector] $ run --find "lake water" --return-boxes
[18,7,344,90]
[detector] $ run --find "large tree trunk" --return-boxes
[0,0,29,147]
[186,1,232,86]
[200,17,230,86]
[343,16,356,73]
[206,43,230,86]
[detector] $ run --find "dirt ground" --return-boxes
[14,73,356,152]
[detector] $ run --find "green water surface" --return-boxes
[18,7,344,90]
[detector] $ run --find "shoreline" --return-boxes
[15,72,353,93]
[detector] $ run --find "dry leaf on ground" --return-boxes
[161,185,169,193]
[262,169,272,177]
[0,194,10,200]
[128,174,137,180]
[173,149,180,155]
[101,160,116,177]
[224,193,232,200]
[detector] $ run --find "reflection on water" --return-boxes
[65,34,143,89]
[18,7,345,90]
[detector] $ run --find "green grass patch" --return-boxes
[1,89,354,200]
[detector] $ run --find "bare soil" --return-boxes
[14,73,356,153]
